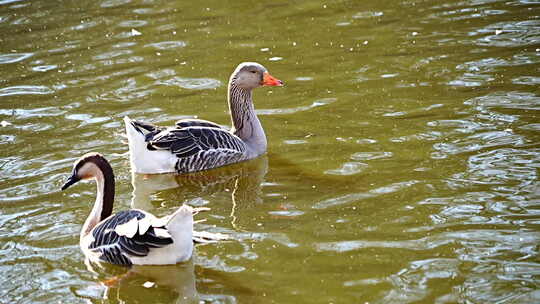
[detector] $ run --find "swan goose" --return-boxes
[61,152,222,266]
[124,62,283,174]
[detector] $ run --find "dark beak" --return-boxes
[61,174,80,191]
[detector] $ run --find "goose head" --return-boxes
[231,62,283,90]
[61,152,112,190]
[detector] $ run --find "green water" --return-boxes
[1,0,539,303]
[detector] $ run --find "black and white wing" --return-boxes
[147,126,247,159]
[87,210,172,266]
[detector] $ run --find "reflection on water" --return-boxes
[1,0,539,303]
[102,261,199,304]
[131,156,268,230]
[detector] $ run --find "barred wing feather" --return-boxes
[148,127,247,159]
[130,119,224,142]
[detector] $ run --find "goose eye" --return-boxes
[250,70,257,74]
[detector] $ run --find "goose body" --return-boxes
[62,153,198,266]
[124,62,283,174]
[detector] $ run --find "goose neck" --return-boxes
[81,161,115,239]
[228,82,267,153]
[228,82,254,132]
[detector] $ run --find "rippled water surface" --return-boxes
[1,0,539,303]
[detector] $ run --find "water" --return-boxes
[1,0,539,303]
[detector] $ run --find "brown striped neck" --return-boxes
[228,80,255,138]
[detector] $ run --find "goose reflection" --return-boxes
[100,259,199,304]
[131,156,268,228]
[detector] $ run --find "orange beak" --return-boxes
[262,72,284,86]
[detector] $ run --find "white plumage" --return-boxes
[61,152,225,267]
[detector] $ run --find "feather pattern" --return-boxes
[123,62,282,174]
[62,153,228,267]
[129,121,248,173]
[87,210,173,266]
[149,127,246,158]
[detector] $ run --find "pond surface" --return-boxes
[1,0,539,303]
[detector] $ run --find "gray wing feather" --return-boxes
[175,119,225,129]
[130,119,224,142]
[148,127,247,159]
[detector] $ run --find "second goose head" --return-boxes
[230,62,283,90]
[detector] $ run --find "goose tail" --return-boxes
[166,204,194,230]
[125,116,159,138]
[124,116,176,174]
[154,204,194,263]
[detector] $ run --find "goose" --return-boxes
[124,62,283,174]
[61,152,222,267]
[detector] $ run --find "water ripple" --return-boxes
[145,41,187,50]
[473,20,540,47]
[257,98,337,115]
[0,52,33,64]
[351,151,393,161]
[465,91,540,111]
[376,257,540,303]
[448,73,494,87]
[93,49,132,60]
[0,85,54,96]
[352,11,384,19]
[315,230,539,253]
[512,76,540,85]
[434,130,525,155]
[118,20,148,28]
[95,77,154,102]
[450,148,539,188]
[456,57,508,73]
[0,107,66,118]
[101,0,131,8]
[65,113,110,126]
[324,162,368,176]
[0,0,24,5]
[31,65,57,72]
[429,4,508,23]
[156,77,221,90]
[313,180,420,209]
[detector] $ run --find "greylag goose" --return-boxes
[61,152,218,266]
[124,62,283,174]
